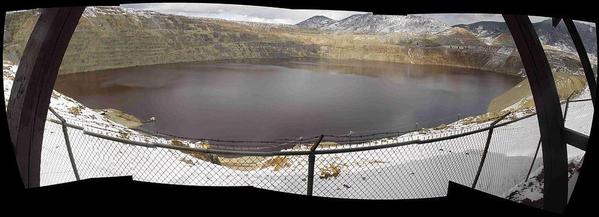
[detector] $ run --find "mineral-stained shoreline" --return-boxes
[95,108,143,129]
[488,72,588,113]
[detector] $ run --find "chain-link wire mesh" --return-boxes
[474,114,541,197]
[38,99,590,199]
[312,128,489,199]
[562,99,591,164]
[40,115,77,186]
[74,134,311,193]
[564,99,594,136]
[496,98,592,201]
[42,119,313,195]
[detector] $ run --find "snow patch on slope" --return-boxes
[296,15,336,29]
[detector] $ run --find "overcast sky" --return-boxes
[121,3,368,25]
[121,3,591,26]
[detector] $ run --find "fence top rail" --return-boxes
[568,98,593,103]
[132,127,324,143]
[47,116,84,130]
[46,110,535,157]
[45,98,590,147]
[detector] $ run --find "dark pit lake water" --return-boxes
[54,58,522,142]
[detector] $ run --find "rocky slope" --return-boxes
[3,7,320,74]
[2,7,594,77]
[453,21,511,45]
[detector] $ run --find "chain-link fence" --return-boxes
[564,99,595,136]
[511,97,592,199]
[38,98,592,199]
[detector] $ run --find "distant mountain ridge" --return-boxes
[297,14,449,34]
[455,19,597,54]
[296,14,596,55]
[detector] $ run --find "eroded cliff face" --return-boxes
[3,7,321,74]
[1,7,587,76]
[3,9,39,63]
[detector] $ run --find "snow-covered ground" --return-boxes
[3,62,592,200]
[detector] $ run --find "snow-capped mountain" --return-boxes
[297,14,450,34]
[534,19,597,54]
[296,15,337,29]
[455,19,597,54]
[434,27,487,46]
[83,6,161,18]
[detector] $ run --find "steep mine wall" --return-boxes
[1,7,585,77]
[3,8,321,74]
[317,44,524,75]
[3,9,40,63]
[488,72,588,112]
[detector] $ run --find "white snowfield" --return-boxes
[3,62,591,200]
[304,13,450,34]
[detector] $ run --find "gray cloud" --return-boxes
[121,3,595,27]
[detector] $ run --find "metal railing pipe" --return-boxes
[525,139,542,181]
[471,112,510,188]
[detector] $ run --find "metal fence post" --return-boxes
[504,15,569,213]
[525,139,542,181]
[525,93,575,182]
[307,135,324,196]
[48,107,80,181]
[563,92,575,121]
[472,112,510,189]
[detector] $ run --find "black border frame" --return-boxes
[1,1,596,216]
